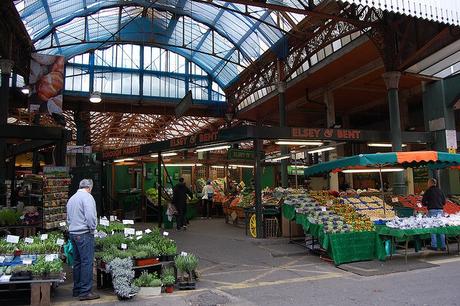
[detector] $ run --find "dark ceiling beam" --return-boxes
[6,140,55,158]
[0,125,71,141]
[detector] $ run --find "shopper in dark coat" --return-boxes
[172,178,193,230]
[422,178,446,250]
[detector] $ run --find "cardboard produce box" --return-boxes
[281,216,304,238]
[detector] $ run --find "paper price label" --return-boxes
[99,219,110,226]
[121,243,127,250]
[0,256,4,263]
[417,203,422,208]
[180,251,188,256]
[391,197,399,203]
[24,237,34,244]
[135,231,143,236]
[6,235,20,244]
[23,258,32,265]
[110,215,116,221]
[59,222,66,227]
[56,238,64,246]
[45,254,54,262]
[144,229,152,234]
[124,228,135,235]
[163,231,169,236]
[136,236,142,240]
[122,219,134,225]
[41,234,48,241]
[320,207,326,212]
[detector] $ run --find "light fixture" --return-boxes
[21,87,30,95]
[89,91,102,103]
[308,147,335,154]
[271,155,291,162]
[211,165,225,169]
[229,164,254,168]
[275,140,323,146]
[150,152,178,158]
[164,163,203,167]
[7,117,17,124]
[113,158,134,163]
[195,144,230,153]
[342,168,404,173]
[368,143,407,148]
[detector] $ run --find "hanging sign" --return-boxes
[227,149,254,161]
[102,145,141,159]
[291,128,362,140]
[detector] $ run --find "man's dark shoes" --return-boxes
[72,293,79,298]
[79,292,100,301]
[427,246,438,251]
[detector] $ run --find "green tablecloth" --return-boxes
[283,204,386,265]
[375,225,460,239]
[282,204,296,221]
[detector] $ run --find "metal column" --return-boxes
[157,153,163,228]
[278,80,288,187]
[254,138,263,238]
[0,60,13,206]
[383,71,406,195]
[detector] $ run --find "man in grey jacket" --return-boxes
[67,179,99,301]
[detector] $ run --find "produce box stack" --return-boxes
[42,172,70,230]
[340,196,396,221]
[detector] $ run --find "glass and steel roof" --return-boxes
[14,0,305,88]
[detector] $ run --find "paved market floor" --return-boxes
[52,219,460,306]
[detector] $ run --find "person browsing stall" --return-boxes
[201,180,214,218]
[173,177,193,230]
[422,178,447,251]
[66,179,100,301]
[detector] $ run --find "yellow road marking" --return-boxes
[241,256,304,284]
[217,272,344,290]
[198,264,220,273]
[422,256,460,265]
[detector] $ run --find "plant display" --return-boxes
[133,271,162,287]
[161,267,176,286]
[107,258,139,299]
[175,253,199,282]
[96,221,125,234]
[0,240,17,255]
[29,256,63,276]
[0,209,22,226]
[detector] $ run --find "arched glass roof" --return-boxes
[15,0,305,88]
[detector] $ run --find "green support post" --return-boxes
[278,81,288,188]
[254,138,263,238]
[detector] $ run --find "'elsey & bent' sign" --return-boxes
[291,128,361,140]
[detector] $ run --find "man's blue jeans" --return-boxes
[428,209,446,249]
[70,233,94,297]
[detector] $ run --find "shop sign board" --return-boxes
[43,166,69,176]
[67,145,92,154]
[128,167,142,174]
[169,131,218,148]
[102,145,141,159]
[288,166,304,175]
[291,128,361,140]
[228,149,254,161]
[446,130,457,151]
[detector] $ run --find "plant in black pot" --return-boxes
[174,253,198,290]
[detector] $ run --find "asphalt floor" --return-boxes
[51,218,460,306]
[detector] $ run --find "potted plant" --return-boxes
[107,257,139,300]
[161,268,175,294]
[175,254,198,290]
[134,271,162,296]
[134,245,160,266]
[160,240,177,262]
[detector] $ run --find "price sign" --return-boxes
[110,215,116,221]
[0,256,5,263]
[24,237,34,244]
[56,238,64,246]
[145,229,152,234]
[100,219,110,226]
[320,207,327,212]
[391,197,399,203]
[41,234,48,241]
[136,236,142,240]
[122,219,134,225]
[163,231,169,236]
[135,231,143,236]
[417,203,422,208]
[180,251,188,256]
[121,243,127,250]
[45,254,54,262]
[124,228,135,236]
[23,258,32,265]
[6,235,20,244]
[59,222,66,227]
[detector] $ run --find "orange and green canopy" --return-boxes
[304,151,460,176]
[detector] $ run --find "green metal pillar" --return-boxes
[158,152,163,228]
[278,81,288,187]
[0,59,13,206]
[383,71,406,195]
[254,138,263,238]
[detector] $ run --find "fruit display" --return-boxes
[340,196,396,221]
[397,195,460,214]
[330,204,374,232]
[238,191,255,208]
[309,191,339,206]
[386,216,447,229]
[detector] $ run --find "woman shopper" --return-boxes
[201,180,214,218]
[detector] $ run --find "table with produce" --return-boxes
[283,191,460,265]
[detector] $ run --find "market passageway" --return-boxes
[53,219,460,305]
